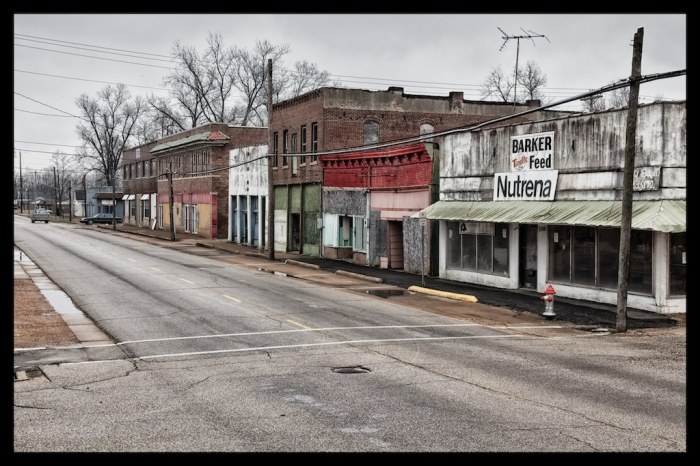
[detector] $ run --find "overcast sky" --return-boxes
[13,13,686,172]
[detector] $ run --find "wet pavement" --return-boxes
[96,223,682,330]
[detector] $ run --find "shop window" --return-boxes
[597,228,620,289]
[628,230,652,294]
[573,227,596,286]
[669,232,686,296]
[446,222,509,275]
[548,226,652,294]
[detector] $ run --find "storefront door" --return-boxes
[519,224,538,288]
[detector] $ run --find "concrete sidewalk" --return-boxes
[97,223,683,330]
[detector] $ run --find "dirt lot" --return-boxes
[14,277,79,348]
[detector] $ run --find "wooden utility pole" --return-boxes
[267,58,275,260]
[53,166,58,217]
[616,27,644,333]
[112,165,117,230]
[19,152,23,214]
[68,183,72,223]
[168,167,176,242]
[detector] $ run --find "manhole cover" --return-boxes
[331,365,371,374]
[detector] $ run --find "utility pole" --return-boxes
[168,165,176,242]
[266,58,275,261]
[616,27,644,333]
[53,166,58,218]
[19,152,23,214]
[498,27,550,112]
[111,164,117,230]
[68,182,72,223]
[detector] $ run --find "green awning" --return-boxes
[421,200,686,233]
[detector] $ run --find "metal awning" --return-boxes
[127,194,136,201]
[121,194,130,201]
[140,194,150,200]
[420,200,686,233]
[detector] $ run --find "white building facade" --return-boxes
[423,101,686,314]
[228,144,269,249]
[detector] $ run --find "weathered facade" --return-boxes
[423,101,686,314]
[121,123,267,239]
[228,144,269,248]
[321,142,436,271]
[122,140,159,229]
[271,86,561,257]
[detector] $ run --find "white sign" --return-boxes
[633,166,661,191]
[494,170,558,201]
[510,131,554,171]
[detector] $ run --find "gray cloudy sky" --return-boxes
[13,13,686,171]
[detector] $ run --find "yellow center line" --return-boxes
[150,267,161,272]
[222,294,241,303]
[179,277,194,284]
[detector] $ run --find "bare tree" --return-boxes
[75,84,145,187]
[234,39,290,126]
[282,60,333,98]
[517,60,548,102]
[50,151,78,216]
[135,99,185,144]
[581,94,606,112]
[163,40,211,128]
[602,81,630,109]
[480,66,515,102]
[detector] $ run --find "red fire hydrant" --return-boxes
[541,284,556,320]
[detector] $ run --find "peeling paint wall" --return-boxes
[322,188,366,215]
[229,145,268,197]
[441,102,686,202]
[403,217,431,275]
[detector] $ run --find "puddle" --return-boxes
[362,289,408,298]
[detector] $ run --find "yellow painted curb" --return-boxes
[407,285,478,303]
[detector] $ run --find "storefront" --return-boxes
[423,101,686,314]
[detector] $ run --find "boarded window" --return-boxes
[364,120,379,145]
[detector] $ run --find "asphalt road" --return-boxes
[13,219,687,453]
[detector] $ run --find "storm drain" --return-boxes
[331,365,371,374]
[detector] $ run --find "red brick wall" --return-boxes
[271,92,325,186]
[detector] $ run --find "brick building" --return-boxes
[270,85,563,259]
[122,123,267,239]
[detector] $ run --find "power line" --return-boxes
[15,140,82,148]
[15,44,173,70]
[15,69,168,91]
[15,108,75,118]
[15,36,175,63]
[14,33,174,59]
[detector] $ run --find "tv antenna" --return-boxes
[498,27,550,111]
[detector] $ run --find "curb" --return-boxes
[407,285,478,303]
[335,270,383,283]
[285,259,320,270]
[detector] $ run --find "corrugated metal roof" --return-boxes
[150,131,230,153]
[421,200,686,233]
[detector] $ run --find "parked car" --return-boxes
[80,213,123,225]
[31,209,50,223]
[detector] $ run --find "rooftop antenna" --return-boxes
[498,27,550,112]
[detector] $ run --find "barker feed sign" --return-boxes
[510,131,554,171]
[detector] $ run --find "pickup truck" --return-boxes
[31,209,50,223]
